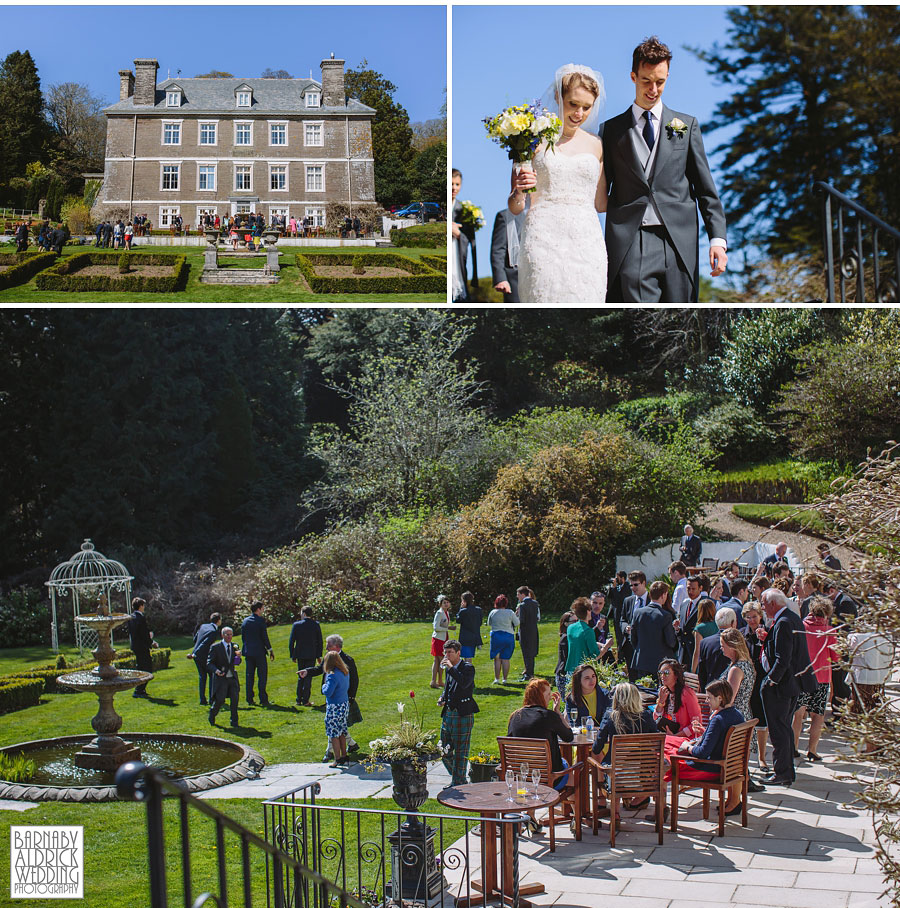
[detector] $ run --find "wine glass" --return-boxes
[505,769,515,801]
[531,768,541,795]
[569,707,579,726]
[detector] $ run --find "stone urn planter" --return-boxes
[389,755,437,826]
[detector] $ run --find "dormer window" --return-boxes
[166,89,182,107]
[305,91,320,108]
[236,90,251,108]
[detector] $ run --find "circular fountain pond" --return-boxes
[0,733,264,802]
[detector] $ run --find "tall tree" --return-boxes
[693,7,900,255]
[45,82,108,175]
[345,61,416,207]
[0,50,46,186]
[194,70,234,79]
[407,140,446,204]
[261,68,292,79]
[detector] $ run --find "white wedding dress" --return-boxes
[518,148,607,303]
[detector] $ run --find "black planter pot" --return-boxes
[389,756,436,827]
[468,761,500,784]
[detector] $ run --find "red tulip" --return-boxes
[409,690,415,698]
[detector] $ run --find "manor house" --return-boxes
[91,56,376,229]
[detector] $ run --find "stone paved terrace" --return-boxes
[1,735,891,906]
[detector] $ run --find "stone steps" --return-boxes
[200,270,279,284]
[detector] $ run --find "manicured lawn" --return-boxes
[0,245,446,302]
[0,619,549,905]
[731,503,829,536]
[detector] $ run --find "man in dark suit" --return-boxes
[516,585,540,680]
[438,639,479,786]
[128,597,156,698]
[188,612,221,705]
[607,572,632,665]
[697,608,737,690]
[677,574,707,668]
[763,542,788,568]
[679,525,702,567]
[817,543,842,572]
[289,606,323,706]
[759,589,804,785]
[629,580,677,680]
[601,36,727,302]
[208,626,241,727]
[240,601,274,706]
[719,579,749,629]
[619,570,648,676]
[490,208,525,302]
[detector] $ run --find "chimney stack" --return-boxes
[133,59,159,106]
[320,57,345,107]
[119,69,135,101]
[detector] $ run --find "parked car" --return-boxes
[393,202,442,220]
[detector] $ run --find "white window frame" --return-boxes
[305,206,326,227]
[234,120,253,147]
[305,164,324,193]
[304,121,324,147]
[232,201,253,216]
[197,163,217,192]
[160,163,181,191]
[161,120,182,146]
[166,90,182,108]
[236,90,252,108]
[269,163,288,192]
[159,206,180,227]
[197,207,218,227]
[198,121,218,146]
[269,206,289,222]
[269,121,288,146]
[234,164,252,192]
[305,91,320,108]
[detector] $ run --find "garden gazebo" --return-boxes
[46,539,134,654]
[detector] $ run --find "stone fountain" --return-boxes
[56,603,153,771]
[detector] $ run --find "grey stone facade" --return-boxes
[92,57,376,228]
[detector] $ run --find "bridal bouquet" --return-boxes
[484,101,562,192]
[456,200,485,230]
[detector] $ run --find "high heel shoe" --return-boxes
[807,751,822,762]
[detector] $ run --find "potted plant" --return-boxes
[367,691,441,825]
[468,751,500,784]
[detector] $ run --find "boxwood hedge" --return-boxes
[35,252,188,293]
[390,223,446,248]
[295,252,445,294]
[421,254,447,273]
[0,678,44,714]
[0,252,58,290]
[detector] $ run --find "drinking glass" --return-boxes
[569,708,579,726]
[520,762,529,779]
[505,769,515,801]
[531,769,541,795]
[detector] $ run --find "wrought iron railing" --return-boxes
[263,783,527,908]
[816,181,900,302]
[115,763,366,908]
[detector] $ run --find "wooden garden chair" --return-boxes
[496,737,582,852]
[669,719,758,836]
[683,672,701,692]
[587,733,665,846]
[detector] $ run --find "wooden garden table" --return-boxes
[437,781,560,907]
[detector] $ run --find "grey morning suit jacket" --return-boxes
[601,104,727,300]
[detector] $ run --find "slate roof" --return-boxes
[104,77,375,115]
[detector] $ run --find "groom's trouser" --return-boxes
[613,225,695,303]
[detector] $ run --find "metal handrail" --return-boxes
[815,181,900,303]
[115,762,367,908]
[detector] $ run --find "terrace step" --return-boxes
[200,269,279,284]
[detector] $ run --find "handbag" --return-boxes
[347,697,362,726]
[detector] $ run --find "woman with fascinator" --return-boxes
[509,64,607,303]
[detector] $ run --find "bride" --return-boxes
[509,65,608,304]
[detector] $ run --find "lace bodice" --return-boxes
[531,149,601,209]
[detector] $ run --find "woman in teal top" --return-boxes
[691,598,719,672]
[565,598,600,673]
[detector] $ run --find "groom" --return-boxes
[602,37,727,303]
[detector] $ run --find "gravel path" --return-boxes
[702,501,856,566]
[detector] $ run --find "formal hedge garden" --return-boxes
[390,222,446,248]
[421,253,447,272]
[0,251,58,290]
[295,252,445,294]
[35,252,189,293]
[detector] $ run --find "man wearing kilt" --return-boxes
[438,640,479,786]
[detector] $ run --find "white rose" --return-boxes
[498,114,519,138]
[670,117,686,131]
[531,115,552,135]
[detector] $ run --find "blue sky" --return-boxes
[1,5,446,123]
[452,5,743,281]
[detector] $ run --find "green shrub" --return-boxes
[389,222,446,248]
[0,751,36,782]
[0,678,43,714]
[295,252,444,295]
[352,254,366,275]
[421,254,447,273]
[118,252,130,274]
[0,588,50,647]
[611,392,712,445]
[35,252,188,292]
[0,251,58,290]
[711,460,846,503]
[692,401,783,468]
